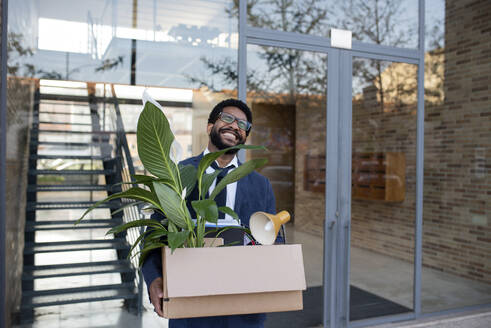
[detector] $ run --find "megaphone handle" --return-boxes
[278,224,286,244]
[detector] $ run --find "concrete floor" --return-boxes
[15,218,491,328]
[287,226,491,313]
[370,310,491,328]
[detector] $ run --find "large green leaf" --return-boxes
[138,241,167,267]
[145,229,168,241]
[130,174,172,187]
[129,232,147,257]
[76,187,163,224]
[140,230,169,255]
[204,225,247,239]
[179,164,197,197]
[218,206,239,222]
[153,181,189,229]
[128,229,167,259]
[168,230,189,252]
[110,201,143,216]
[191,199,218,223]
[137,101,179,185]
[200,170,222,198]
[106,219,165,236]
[168,221,178,233]
[210,158,268,200]
[197,145,265,181]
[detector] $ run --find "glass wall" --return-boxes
[246,0,418,48]
[422,0,491,312]
[5,0,239,325]
[247,44,327,327]
[350,57,416,321]
[8,0,237,88]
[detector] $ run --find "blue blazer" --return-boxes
[142,153,276,328]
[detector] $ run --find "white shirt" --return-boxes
[203,148,239,225]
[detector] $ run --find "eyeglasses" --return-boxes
[218,112,252,131]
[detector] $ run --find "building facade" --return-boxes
[1,0,490,327]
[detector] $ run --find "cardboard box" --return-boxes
[161,244,306,318]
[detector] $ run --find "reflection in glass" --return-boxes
[247,44,327,327]
[350,58,416,321]
[8,0,237,89]
[5,0,239,324]
[246,0,418,48]
[353,58,418,113]
[422,0,491,313]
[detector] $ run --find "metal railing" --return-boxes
[96,83,144,315]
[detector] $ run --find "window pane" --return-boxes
[6,0,238,324]
[422,0,491,313]
[350,57,417,321]
[247,0,418,48]
[8,0,237,89]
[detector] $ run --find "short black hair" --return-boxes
[208,98,253,135]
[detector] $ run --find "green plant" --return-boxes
[76,101,267,265]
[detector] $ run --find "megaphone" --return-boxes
[249,210,291,245]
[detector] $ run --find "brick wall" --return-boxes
[351,81,417,263]
[422,0,491,282]
[294,96,326,235]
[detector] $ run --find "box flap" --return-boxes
[164,244,306,298]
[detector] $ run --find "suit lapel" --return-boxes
[193,153,203,167]
[235,159,249,222]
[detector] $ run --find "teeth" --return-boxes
[223,132,236,139]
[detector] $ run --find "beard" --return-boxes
[210,125,246,154]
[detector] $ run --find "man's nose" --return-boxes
[227,119,240,130]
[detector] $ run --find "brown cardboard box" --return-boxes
[161,244,306,318]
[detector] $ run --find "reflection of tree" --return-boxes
[338,0,415,111]
[187,56,266,93]
[94,56,125,73]
[190,0,417,109]
[189,0,329,100]
[358,53,443,110]
[8,32,63,79]
[8,32,34,76]
[424,17,444,105]
[338,0,414,46]
[234,0,329,100]
[424,50,444,105]
[229,0,328,35]
[426,18,444,51]
[259,49,326,100]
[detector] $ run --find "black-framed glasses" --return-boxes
[218,112,252,131]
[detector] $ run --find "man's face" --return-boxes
[207,106,248,154]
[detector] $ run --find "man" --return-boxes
[142,98,276,328]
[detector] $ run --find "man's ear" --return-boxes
[206,123,213,135]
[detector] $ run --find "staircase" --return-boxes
[21,81,142,322]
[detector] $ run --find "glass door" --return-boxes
[246,44,328,328]
[349,57,417,322]
[242,31,421,328]
[312,49,420,327]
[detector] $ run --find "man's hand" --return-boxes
[149,277,164,317]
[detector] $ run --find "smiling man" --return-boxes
[207,100,250,166]
[142,98,277,328]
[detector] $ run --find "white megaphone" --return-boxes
[249,210,291,245]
